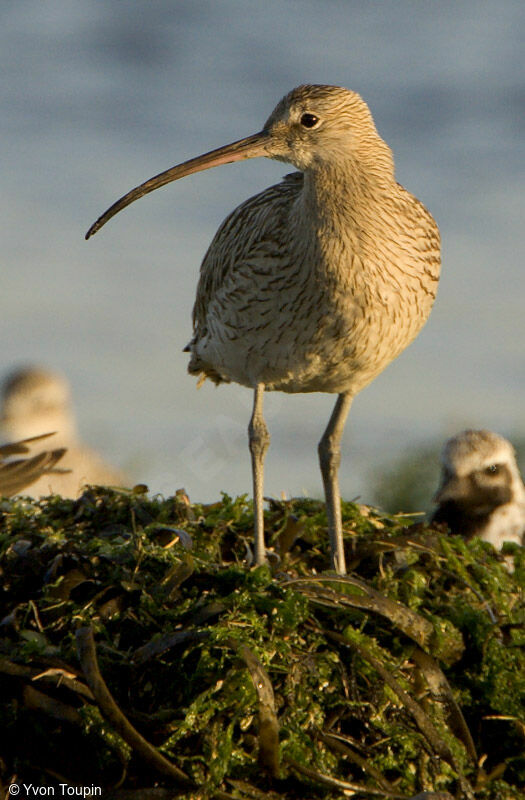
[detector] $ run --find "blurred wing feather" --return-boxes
[0,446,68,497]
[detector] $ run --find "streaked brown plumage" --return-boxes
[0,434,67,497]
[86,84,441,574]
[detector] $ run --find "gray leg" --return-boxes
[249,383,270,566]
[318,392,353,574]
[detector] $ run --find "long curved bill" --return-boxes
[86,130,270,239]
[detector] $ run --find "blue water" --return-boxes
[2,0,524,502]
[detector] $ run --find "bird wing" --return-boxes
[0,432,57,457]
[191,172,303,335]
[0,443,68,497]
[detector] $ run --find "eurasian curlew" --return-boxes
[432,429,525,550]
[0,433,67,497]
[86,84,441,574]
[1,366,126,498]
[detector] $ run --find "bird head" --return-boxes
[1,366,78,447]
[262,84,386,171]
[86,84,392,239]
[433,429,523,513]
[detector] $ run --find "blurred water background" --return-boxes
[2,0,524,505]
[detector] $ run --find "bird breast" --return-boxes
[189,172,440,394]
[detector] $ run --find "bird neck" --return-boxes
[294,149,396,261]
[306,140,394,202]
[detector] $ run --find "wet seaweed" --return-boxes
[0,488,523,798]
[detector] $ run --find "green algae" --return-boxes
[0,488,523,798]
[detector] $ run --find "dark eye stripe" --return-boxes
[300,113,319,128]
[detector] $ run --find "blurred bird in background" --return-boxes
[1,366,126,498]
[0,433,68,497]
[432,429,525,550]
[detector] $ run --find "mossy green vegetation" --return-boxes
[0,488,523,799]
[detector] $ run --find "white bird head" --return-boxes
[1,366,78,447]
[434,429,525,512]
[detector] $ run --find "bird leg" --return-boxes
[318,392,353,575]
[249,383,270,566]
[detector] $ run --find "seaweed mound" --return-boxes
[0,488,523,799]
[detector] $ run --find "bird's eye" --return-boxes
[300,113,319,128]
[484,464,500,476]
